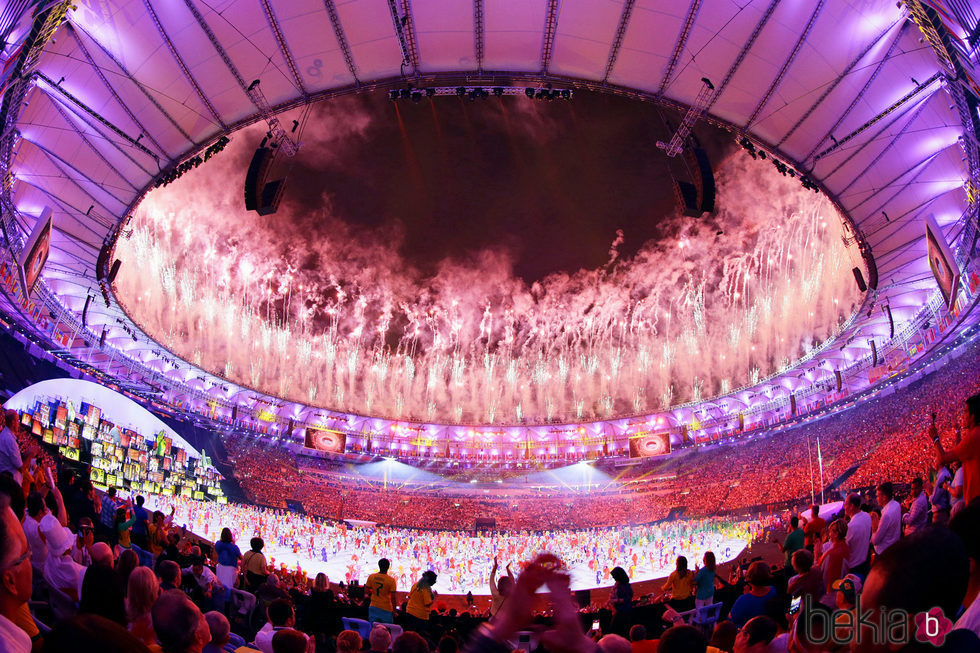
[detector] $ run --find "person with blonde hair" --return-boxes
[127,566,160,648]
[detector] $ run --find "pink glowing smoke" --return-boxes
[115,96,862,424]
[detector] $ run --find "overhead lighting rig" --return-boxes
[388,85,573,101]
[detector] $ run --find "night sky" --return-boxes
[283,90,736,283]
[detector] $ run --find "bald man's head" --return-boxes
[91,542,113,568]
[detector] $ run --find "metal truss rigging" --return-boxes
[705,0,781,114]
[659,0,700,93]
[744,0,824,129]
[142,0,227,131]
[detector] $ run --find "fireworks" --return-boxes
[115,107,861,425]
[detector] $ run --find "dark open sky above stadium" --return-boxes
[284,90,736,283]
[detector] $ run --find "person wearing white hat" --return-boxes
[41,516,85,601]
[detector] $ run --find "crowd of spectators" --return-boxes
[222,337,980,532]
[0,326,977,652]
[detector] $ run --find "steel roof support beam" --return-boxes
[849,149,944,214]
[67,25,169,161]
[43,95,141,192]
[181,0,296,155]
[142,0,227,131]
[70,23,194,146]
[35,71,158,163]
[812,73,942,162]
[776,20,903,147]
[45,88,154,181]
[801,25,909,163]
[541,0,560,73]
[258,0,308,97]
[744,0,824,129]
[25,139,129,213]
[861,152,952,228]
[322,0,359,83]
[400,0,421,74]
[705,0,781,114]
[17,177,113,234]
[658,0,699,93]
[828,97,931,193]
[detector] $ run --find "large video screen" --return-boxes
[628,432,672,458]
[15,395,223,500]
[925,214,960,310]
[304,427,347,454]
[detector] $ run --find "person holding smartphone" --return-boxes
[934,394,980,507]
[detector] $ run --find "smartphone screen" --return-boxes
[789,596,802,615]
[592,620,600,632]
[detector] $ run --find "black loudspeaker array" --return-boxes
[871,340,878,367]
[852,267,867,293]
[673,148,715,217]
[244,147,286,215]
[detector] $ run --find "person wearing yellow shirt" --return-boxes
[405,570,437,635]
[366,558,397,623]
[661,555,696,612]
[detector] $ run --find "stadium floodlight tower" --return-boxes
[656,77,715,158]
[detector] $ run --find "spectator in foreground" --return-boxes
[903,477,929,534]
[843,493,871,578]
[368,624,392,653]
[598,634,631,653]
[405,570,437,634]
[127,566,160,648]
[272,628,310,653]
[950,503,980,636]
[254,599,298,653]
[775,515,804,572]
[203,611,233,653]
[152,588,212,653]
[79,541,125,625]
[214,528,242,600]
[628,624,657,653]
[871,482,900,556]
[0,495,34,653]
[786,549,823,604]
[802,505,825,554]
[658,625,707,653]
[337,629,362,653]
[693,551,717,609]
[733,616,778,653]
[366,557,397,623]
[41,613,152,653]
[609,566,633,635]
[708,621,737,653]
[817,519,849,601]
[662,556,695,612]
[243,537,270,591]
[855,527,979,652]
[728,562,776,629]
[488,558,514,618]
[934,393,979,506]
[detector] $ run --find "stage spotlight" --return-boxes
[400,89,411,99]
[561,89,571,99]
[388,90,399,100]
[425,88,435,98]
[411,91,422,102]
[493,87,504,97]
[456,86,466,97]
[525,87,535,98]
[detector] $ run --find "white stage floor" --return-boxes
[159,496,753,596]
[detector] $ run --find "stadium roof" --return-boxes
[0,0,978,444]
